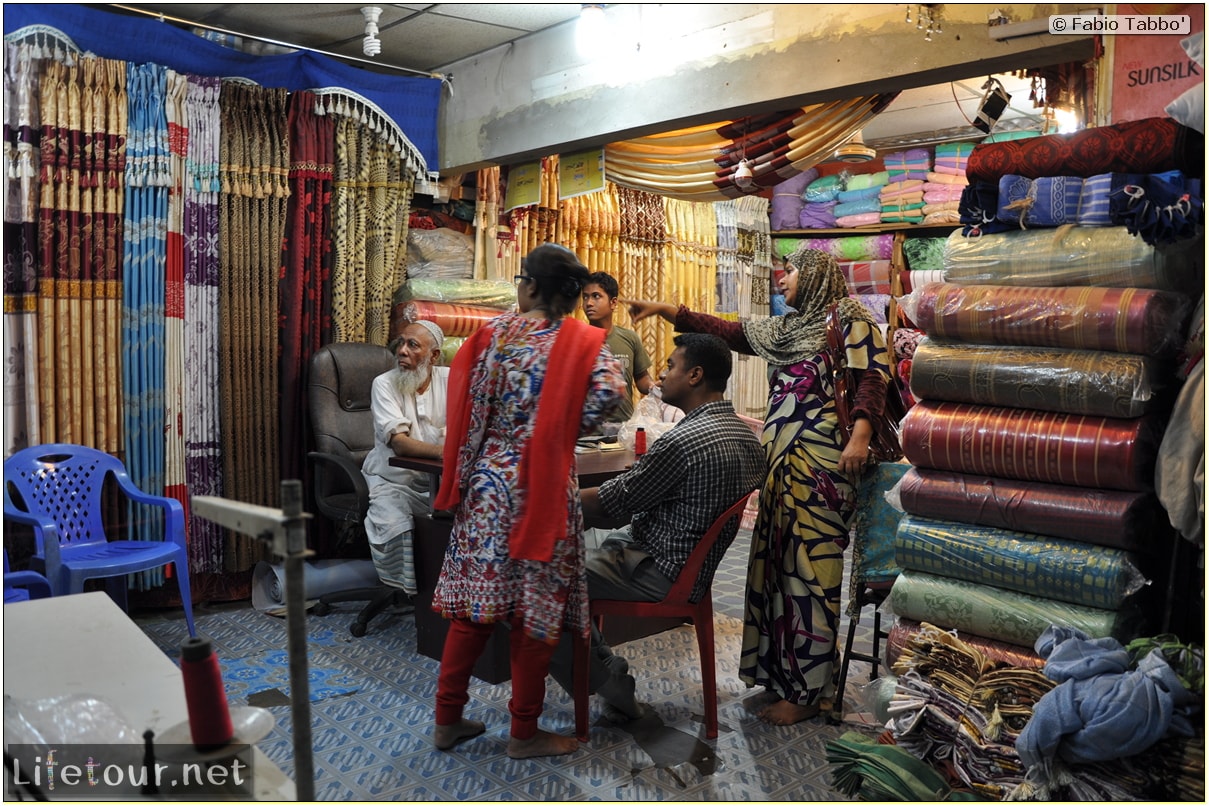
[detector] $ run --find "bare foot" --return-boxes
[742,689,779,713]
[433,718,486,750]
[507,729,579,759]
[758,699,820,726]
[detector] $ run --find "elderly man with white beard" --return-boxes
[360,319,450,595]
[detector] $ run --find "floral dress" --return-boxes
[431,314,624,644]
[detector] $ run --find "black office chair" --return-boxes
[306,341,412,637]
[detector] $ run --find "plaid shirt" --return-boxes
[597,400,766,601]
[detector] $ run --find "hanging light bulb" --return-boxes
[361,7,382,58]
[734,159,755,190]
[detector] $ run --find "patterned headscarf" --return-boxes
[742,246,876,366]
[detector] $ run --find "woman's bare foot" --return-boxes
[507,729,579,759]
[758,699,820,726]
[742,689,779,713]
[433,718,486,750]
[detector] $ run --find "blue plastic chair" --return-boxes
[3,548,52,603]
[3,443,196,635]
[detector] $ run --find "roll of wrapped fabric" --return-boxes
[900,269,945,293]
[892,467,1159,550]
[886,569,1144,648]
[887,617,1045,671]
[392,278,517,309]
[773,233,895,261]
[908,338,1162,418]
[901,400,1163,491]
[395,300,501,338]
[965,116,1201,183]
[838,260,891,294]
[893,514,1146,610]
[904,281,1192,357]
[941,227,1199,291]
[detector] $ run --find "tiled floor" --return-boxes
[135,529,883,801]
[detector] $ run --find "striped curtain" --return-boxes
[3,42,44,455]
[183,75,224,574]
[36,55,126,454]
[616,185,670,370]
[605,94,898,201]
[330,116,413,345]
[123,61,170,561]
[163,71,188,529]
[218,82,288,571]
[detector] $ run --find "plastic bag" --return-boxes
[4,694,140,745]
[617,393,677,450]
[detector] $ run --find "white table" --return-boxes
[3,591,295,800]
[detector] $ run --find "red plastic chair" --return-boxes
[3,443,196,636]
[574,493,753,741]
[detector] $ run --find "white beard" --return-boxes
[391,359,431,398]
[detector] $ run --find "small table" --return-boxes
[391,448,684,683]
[3,592,295,800]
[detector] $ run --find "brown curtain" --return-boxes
[218,81,289,571]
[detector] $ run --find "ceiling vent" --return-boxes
[833,130,877,163]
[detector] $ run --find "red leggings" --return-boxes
[435,616,556,740]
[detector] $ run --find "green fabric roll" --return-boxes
[901,237,948,272]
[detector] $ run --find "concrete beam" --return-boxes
[436,3,1096,174]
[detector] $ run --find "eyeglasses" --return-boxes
[513,275,532,286]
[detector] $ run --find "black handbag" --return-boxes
[825,304,907,464]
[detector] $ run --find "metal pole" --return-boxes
[281,480,315,802]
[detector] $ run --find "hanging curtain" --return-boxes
[605,94,898,201]
[183,74,224,574]
[329,113,413,345]
[3,41,46,455]
[123,61,171,568]
[617,184,670,370]
[37,55,126,454]
[278,90,334,508]
[730,194,772,420]
[218,81,288,572]
[163,70,188,526]
[474,165,506,280]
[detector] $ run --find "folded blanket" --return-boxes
[923,185,966,203]
[931,163,968,177]
[835,197,882,217]
[836,212,883,227]
[880,179,925,196]
[881,192,925,207]
[798,201,837,229]
[881,201,925,213]
[934,142,975,159]
[837,184,883,203]
[997,174,1085,227]
[886,169,930,182]
[883,148,932,169]
[770,168,818,230]
[925,171,970,185]
[804,174,843,202]
[921,210,962,225]
[921,201,960,216]
[845,170,890,190]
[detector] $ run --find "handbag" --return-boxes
[825,304,907,463]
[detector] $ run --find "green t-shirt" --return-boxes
[604,325,652,422]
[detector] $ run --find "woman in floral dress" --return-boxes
[627,246,892,725]
[431,243,625,758]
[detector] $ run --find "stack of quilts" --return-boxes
[920,144,970,225]
[880,150,930,224]
[800,173,843,228]
[835,170,887,228]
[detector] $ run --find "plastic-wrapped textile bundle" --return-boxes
[940,226,1201,291]
[893,514,1146,610]
[392,277,517,310]
[886,617,1045,670]
[405,227,475,279]
[908,338,1164,418]
[901,236,948,272]
[899,269,944,293]
[392,300,501,339]
[770,168,818,231]
[773,233,895,261]
[804,173,844,203]
[901,400,1164,492]
[888,467,1159,551]
[899,281,1193,357]
[996,175,1084,227]
[886,569,1145,648]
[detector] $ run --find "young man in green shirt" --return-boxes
[582,272,654,422]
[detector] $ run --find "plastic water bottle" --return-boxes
[634,427,647,456]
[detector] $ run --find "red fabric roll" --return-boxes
[901,400,1162,492]
[912,282,1191,357]
[886,617,1045,671]
[393,300,501,338]
[965,116,1201,183]
[896,467,1159,551]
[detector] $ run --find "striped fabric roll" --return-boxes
[886,569,1145,648]
[908,281,1192,356]
[908,338,1161,417]
[894,467,1160,550]
[941,226,1198,291]
[893,514,1145,610]
[838,260,891,294]
[395,300,502,338]
[901,400,1163,491]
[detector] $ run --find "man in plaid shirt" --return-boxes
[549,333,766,719]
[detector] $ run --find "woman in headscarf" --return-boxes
[432,243,625,758]
[626,246,892,725]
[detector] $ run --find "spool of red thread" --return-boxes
[179,635,234,751]
[634,427,647,456]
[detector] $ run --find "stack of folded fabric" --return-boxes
[769,168,819,231]
[800,173,844,229]
[921,162,969,225]
[931,141,973,177]
[879,178,925,224]
[835,170,887,228]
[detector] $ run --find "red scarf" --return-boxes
[435,317,606,562]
